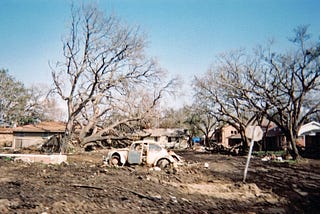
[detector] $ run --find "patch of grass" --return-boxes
[253,150,286,157]
[285,159,297,164]
[0,156,14,161]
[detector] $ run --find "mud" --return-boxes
[0,150,319,213]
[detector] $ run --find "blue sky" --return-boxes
[1,0,320,106]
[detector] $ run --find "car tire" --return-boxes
[157,159,170,169]
[110,155,121,166]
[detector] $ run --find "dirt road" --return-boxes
[0,150,319,213]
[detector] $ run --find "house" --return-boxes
[298,121,320,137]
[214,122,288,151]
[262,121,320,153]
[298,121,320,157]
[12,121,66,149]
[214,121,284,151]
[141,128,188,149]
[212,120,320,155]
[0,127,13,147]
[215,125,242,148]
[262,126,286,151]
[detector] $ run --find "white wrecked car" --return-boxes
[104,141,181,168]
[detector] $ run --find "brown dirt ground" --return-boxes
[0,149,319,213]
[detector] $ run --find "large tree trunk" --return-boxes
[204,135,210,147]
[286,131,301,160]
[289,140,301,160]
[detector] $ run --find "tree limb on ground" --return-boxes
[71,183,160,202]
[114,185,161,202]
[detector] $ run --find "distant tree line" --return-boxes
[0,69,65,126]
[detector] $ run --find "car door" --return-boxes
[128,143,142,164]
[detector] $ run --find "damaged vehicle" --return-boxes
[104,141,182,168]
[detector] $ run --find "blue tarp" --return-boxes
[192,137,201,143]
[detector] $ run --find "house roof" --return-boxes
[298,121,320,136]
[13,121,66,133]
[265,126,283,137]
[143,128,186,137]
[0,127,13,134]
[227,133,242,139]
[259,118,277,128]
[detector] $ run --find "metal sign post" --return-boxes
[243,125,263,182]
[243,138,255,182]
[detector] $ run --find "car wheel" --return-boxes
[110,155,121,166]
[157,159,170,169]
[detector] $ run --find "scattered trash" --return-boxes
[170,196,178,203]
[99,168,108,174]
[276,156,283,162]
[261,156,271,162]
[193,145,206,152]
[261,154,284,162]
[152,194,162,200]
[181,198,189,203]
[0,154,67,164]
[149,166,161,171]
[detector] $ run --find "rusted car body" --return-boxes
[104,141,181,168]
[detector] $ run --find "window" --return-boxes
[154,137,159,142]
[149,143,162,152]
[42,133,50,138]
[17,132,25,137]
[133,143,143,151]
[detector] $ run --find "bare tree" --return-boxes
[194,26,320,159]
[193,51,256,150]
[28,84,66,122]
[51,4,173,149]
[242,26,320,159]
[158,107,186,129]
[184,103,219,147]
